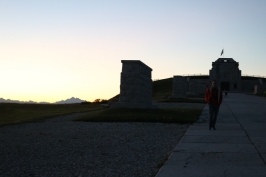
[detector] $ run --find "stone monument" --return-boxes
[110,60,156,109]
[209,58,241,91]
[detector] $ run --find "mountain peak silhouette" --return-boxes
[0,97,86,104]
[54,97,86,104]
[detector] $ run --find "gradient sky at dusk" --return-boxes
[1,0,266,102]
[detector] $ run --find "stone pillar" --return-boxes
[254,85,258,94]
[171,76,187,98]
[111,60,156,109]
[258,79,264,94]
[259,79,263,86]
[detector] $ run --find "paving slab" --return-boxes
[238,118,266,123]
[189,126,242,130]
[184,129,246,136]
[180,135,251,144]
[254,143,266,153]
[174,143,257,153]
[242,123,266,130]
[156,93,266,177]
[165,152,265,166]
[245,130,266,137]
[156,165,266,177]
[250,137,266,143]
[261,153,266,163]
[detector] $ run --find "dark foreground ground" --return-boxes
[0,112,188,177]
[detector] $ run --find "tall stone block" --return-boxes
[171,76,187,98]
[111,60,156,109]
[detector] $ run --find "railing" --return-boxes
[153,74,266,81]
[242,74,266,78]
[182,74,266,78]
[182,74,209,77]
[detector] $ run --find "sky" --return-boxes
[1,0,266,103]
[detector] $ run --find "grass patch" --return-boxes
[187,93,205,98]
[74,107,203,123]
[157,98,205,103]
[152,78,173,100]
[0,103,102,127]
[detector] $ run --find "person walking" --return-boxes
[224,90,228,97]
[205,80,223,130]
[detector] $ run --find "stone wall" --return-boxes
[171,76,187,98]
[188,81,198,95]
[241,80,265,94]
[186,78,209,94]
[111,60,156,109]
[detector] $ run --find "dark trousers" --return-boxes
[209,104,220,128]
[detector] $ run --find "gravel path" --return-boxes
[0,103,204,177]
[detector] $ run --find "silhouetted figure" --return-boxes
[205,80,223,130]
[225,90,228,97]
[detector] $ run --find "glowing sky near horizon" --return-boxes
[1,0,266,102]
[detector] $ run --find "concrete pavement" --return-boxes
[156,93,266,177]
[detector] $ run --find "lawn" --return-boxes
[0,103,102,127]
[74,107,203,123]
[157,98,205,103]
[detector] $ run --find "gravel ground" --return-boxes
[0,103,203,177]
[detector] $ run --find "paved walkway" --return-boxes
[156,93,266,177]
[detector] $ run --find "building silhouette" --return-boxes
[209,58,241,91]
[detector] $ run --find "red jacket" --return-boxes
[205,87,223,105]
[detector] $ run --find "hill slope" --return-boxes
[152,78,173,100]
[109,78,173,101]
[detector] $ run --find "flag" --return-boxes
[220,49,224,56]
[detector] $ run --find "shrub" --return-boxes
[93,99,109,104]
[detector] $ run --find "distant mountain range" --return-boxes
[0,97,86,104]
[54,97,86,104]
